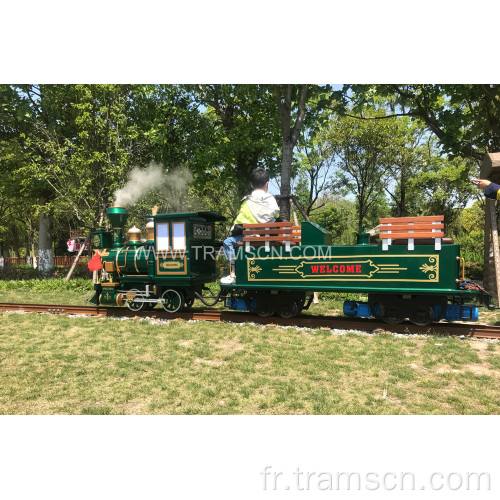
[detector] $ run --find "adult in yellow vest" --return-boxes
[221,168,280,284]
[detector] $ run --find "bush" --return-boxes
[216,255,229,279]
[465,262,484,281]
[0,265,44,281]
[0,263,92,282]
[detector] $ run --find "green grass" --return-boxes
[1,310,500,415]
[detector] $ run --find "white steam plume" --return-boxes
[112,163,194,210]
[113,164,166,207]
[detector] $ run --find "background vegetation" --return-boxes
[1,84,498,278]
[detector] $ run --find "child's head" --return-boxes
[249,168,270,190]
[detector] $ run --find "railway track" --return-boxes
[1,302,499,339]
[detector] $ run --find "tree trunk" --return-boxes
[24,232,31,265]
[483,199,496,297]
[280,140,293,221]
[275,84,309,223]
[400,171,407,217]
[38,206,53,272]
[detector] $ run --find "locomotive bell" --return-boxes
[106,207,128,248]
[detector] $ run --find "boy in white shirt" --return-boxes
[221,168,279,284]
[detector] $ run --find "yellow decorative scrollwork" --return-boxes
[419,257,438,280]
[249,259,262,279]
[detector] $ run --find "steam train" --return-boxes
[87,207,491,326]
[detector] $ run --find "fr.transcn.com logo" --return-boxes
[260,466,491,492]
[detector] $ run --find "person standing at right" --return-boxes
[471,178,500,199]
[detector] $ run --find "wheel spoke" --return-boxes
[161,289,184,313]
[126,289,144,312]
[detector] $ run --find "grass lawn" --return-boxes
[1,299,500,414]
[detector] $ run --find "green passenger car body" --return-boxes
[221,221,490,323]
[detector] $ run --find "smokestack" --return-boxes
[106,207,128,248]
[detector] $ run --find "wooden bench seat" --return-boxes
[379,216,445,251]
[236,222,301,252]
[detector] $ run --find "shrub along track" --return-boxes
[1,302,499,339]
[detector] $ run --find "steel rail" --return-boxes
[0,302,499,339]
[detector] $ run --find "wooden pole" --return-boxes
[480,153,500,301]
[291,205,299,226]
[64,230,91,281]
[484,200,493,294]
[488,199,500,303]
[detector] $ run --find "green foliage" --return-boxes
[406,153,476,225]
[0,264,91,286]
[311,198,357,244]
[0,277,92,292]
[344,84,500,161]
[1,84,497,266]
[450,201,485,269]
[185,84,282,208]
[465,261,484,280]
[323,111,400,231]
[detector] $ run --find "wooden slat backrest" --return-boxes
[379,216,443,224]
[241,222,301,251]
[243,227,301,235]
[379,215,444,251]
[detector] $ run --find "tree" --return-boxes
[275,84,309,221]
[379,117,427,217]
[325,113,397,232]
[12,85,140,269]
[312,196,358,244]
[0,85,45,264]
[294,129,336,217]
[343,84,500,162]
[406,143,477,225]
[186,84,281,217]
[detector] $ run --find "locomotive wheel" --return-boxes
[277,300,298,319]
[126,289,145,312]
[256,302,275,317]
[409,306,434,326]
[161,289,184,313]
[184,298,195,309]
